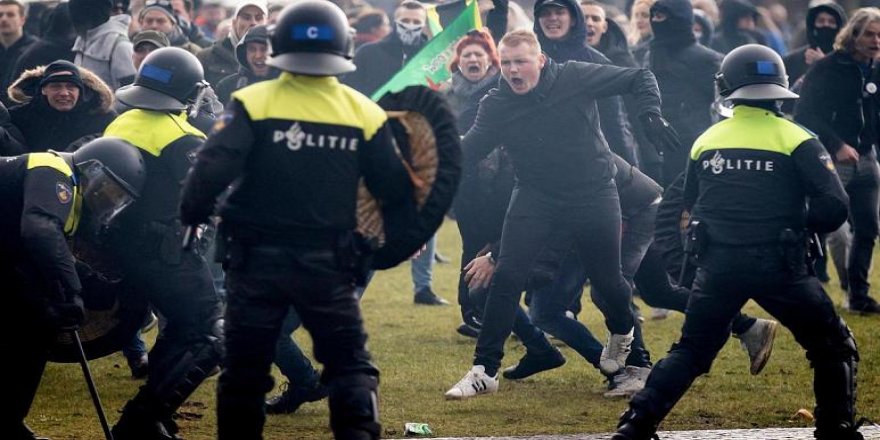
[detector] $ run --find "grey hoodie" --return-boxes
[72,14,136,90]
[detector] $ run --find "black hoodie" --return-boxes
[782,3,847,87]
[215,25,280,104]
[710,0,767,54]
[11,4,77,81]
[533,0,639,165]
[647,0,723,185]
[344,26,428,96]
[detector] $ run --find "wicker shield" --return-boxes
[358,86,461,269]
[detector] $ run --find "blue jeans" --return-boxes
[411,235,436,293]
[122,331,148,361]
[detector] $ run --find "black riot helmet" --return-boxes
[116,47,208,111]
[715,44,799,102]
[267,0,356,76]
[71,137,146,227]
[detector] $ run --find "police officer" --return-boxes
[104,47,224,440]
[0,138,145,440]
[613,45,863,440]
[179,2,412,439]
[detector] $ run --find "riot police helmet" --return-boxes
[267,0,356,76]
[72,137,146,227]
[116,47,208,111]
[715,44,799,101]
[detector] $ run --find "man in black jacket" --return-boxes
[710,0,767,54]
[782,3,847,89]
[444,29,680,400]
[0,0,37,106]
[534,0,638,166]
[795,8,880,315]
[215,24,279,103]
[344,0,427,96]
[647,0,723,186]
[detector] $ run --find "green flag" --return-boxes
[370,0,481,101]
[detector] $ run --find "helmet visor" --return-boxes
[78,160,138,226]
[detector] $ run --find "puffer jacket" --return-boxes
[7,64,116,152]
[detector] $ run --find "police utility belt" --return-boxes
[684,220,822,272]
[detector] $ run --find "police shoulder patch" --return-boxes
[819,153,835,171]
[56,181,72,204]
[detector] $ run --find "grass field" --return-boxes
[30,219,880,439]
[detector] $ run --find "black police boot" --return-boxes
[9,422,50,440]
[265,382,329,415]
[502,348,566,380]
[111,401,175,440]
[328,375,381,440]
[612,408,660,440]
[815,418,870,440]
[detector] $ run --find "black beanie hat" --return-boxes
[39,60,85,92]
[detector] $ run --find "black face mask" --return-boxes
[651,16,695,45]
[812,26,838,53]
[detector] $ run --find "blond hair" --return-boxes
[498,29,542,54]
[627,0,655,47]
[835,8,880,54]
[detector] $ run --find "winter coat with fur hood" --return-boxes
[7,65,116,153]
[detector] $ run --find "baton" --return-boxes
[70,329,114,440]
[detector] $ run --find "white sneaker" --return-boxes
[600,328,635,375]
[604,366,650,398]
[444,365,499,400]
[734,318,778,375]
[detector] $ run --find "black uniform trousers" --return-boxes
[474,181,634,372]
[628,244,858,432]
[217,241,380,440]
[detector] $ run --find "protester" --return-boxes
[628,0,654,63]
[783,2,847,88]
[795,8,880,315]
[179,2,414,438]
[534,0,638,165]
[444,29,680,399]
[11,3,76,81]
[345,0,428,96]
[0,138,145,440]
[194,0,227,40]
[138,0,201,54]
[0,0,37,106]
[352,8,391,49]
[70,0,136,90]
[106,47,223,439]
[215,24,278,103]
[7,60,116,153]
[646,0,722,185]
[0,100,26,155]
[612,44,859,440]
[197,0,267,86]
[710,0,767,54]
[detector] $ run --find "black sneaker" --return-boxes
[414,288,450,306]
[265,382,329,415]
[456,323,480,338]
[847,300,880,315]
[502,348,566,380]
[112,412,176,440]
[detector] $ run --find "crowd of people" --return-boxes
[0,0,877,438]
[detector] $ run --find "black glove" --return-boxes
[640,112,682,154]
[44,292,85,329]
[180,200,212,228]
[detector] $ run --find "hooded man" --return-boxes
[533,0,639,166]
[710,0,768,54]
[196,0,267,86]
[215,24,279,103]
[783,2,847,87]
[344,0,428,96]
[70,0,136,90]
[647,0,723,185]
[10,3,76,83]
[7,60,116,153]
[693,8,714,47]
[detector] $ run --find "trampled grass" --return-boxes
[30,220,880,439]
